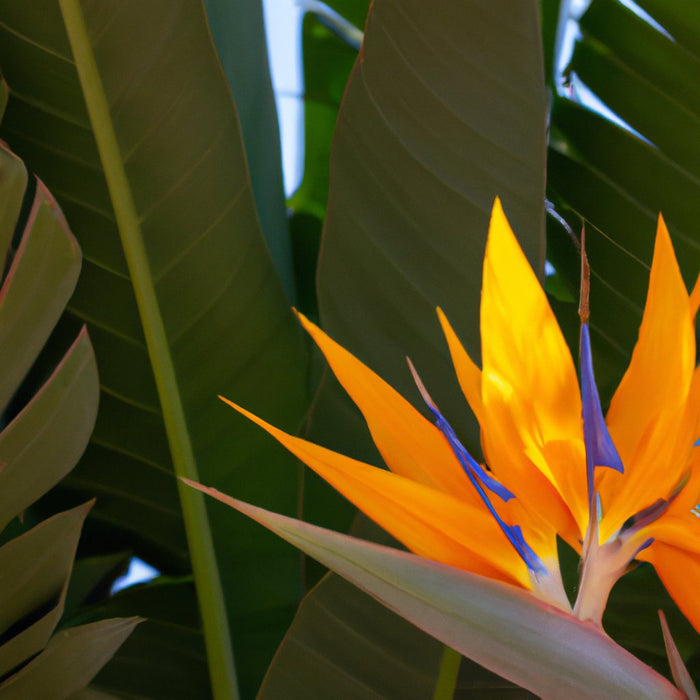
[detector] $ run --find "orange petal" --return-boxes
[478,199,587,539]
[638,448,700,556]
[690,273,700,318]
[220,396,530,588]
[638,541,700,634]
[296,312,478,503]
[437,307,484,425]
[600,215,695,539]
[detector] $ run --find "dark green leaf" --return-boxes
[549,0,700,392]
[261,572,531,699]
[0,503,91,679]
[0,328,98,532]
[0,618,140,699]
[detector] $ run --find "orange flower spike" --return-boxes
[213,197,700,638]
[599,215,696,541]
[442,200,587,546]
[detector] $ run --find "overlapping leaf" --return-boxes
[0,133,132,695]
[0,1,309,693]
[189,484,683,700]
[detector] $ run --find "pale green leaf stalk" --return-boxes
[433,646,461,700]
[58,2,239,697]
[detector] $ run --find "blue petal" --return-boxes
[580,324,624,501]
[427,406,546,572]
[408,361,545,574]
[428,405,515,502]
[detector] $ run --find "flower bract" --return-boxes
[221,198,700,628]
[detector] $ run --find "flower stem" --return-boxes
[433,646,461,700]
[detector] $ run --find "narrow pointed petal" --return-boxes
[437,307,484,424]
[478,198,587,538]
[219,396,530,587]
[601,216,695,538]
[690,274,700,317]
[295,312,478,503]
[407,359,514,502]
[580,324,623,501]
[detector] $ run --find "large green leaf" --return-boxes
[0,1,308,695]
[188,484,684,700]
[316,0,547,443]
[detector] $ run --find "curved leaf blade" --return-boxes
[0,328,98,531]
[203,0,295,299]
[0,176,81,412]
[188,483,683,700]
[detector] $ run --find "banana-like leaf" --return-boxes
[0,1,309,693]
[187,483,682,700]
[317,0,547,441]
[0,618,141,700]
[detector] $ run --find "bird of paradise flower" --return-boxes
[186,198,700,694]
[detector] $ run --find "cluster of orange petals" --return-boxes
[223,199,700,629]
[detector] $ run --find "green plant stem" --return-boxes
[433,645,461,700]
[58,2,239,698]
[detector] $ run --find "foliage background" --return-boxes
[0,0,698,697]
